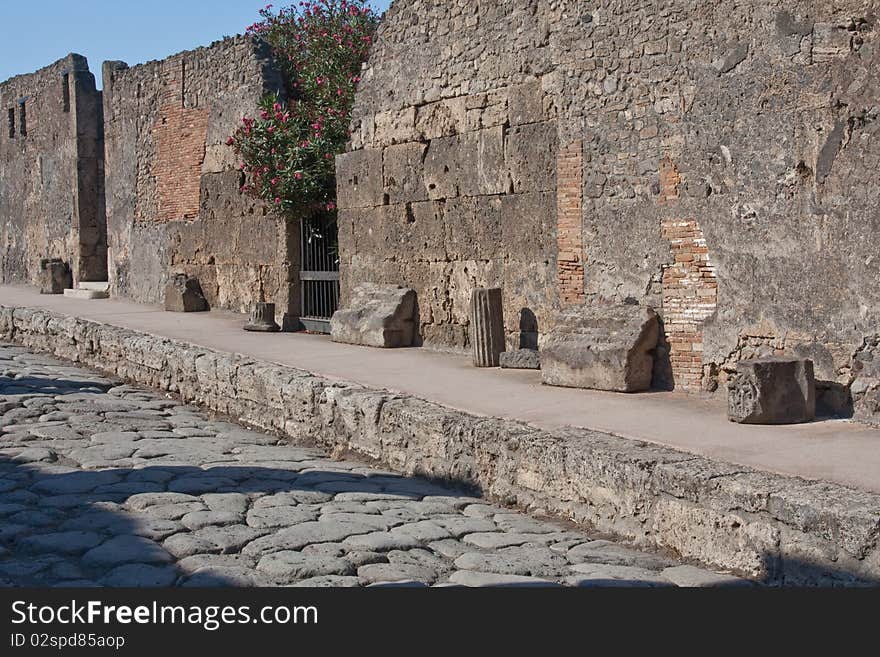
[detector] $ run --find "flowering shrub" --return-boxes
[230,1,379,218]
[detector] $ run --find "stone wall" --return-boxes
[5,302,880,586]
[0,54,105,286]
[339,0,880,421]
[102,37,296,319]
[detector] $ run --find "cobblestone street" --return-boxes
[0,343,746,588]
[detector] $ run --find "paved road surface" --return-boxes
[0,343,746,588]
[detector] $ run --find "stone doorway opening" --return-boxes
[299,213,339,333]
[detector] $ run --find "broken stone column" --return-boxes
[164,275,209,313]
[728,358,816,424]
[541,304,660,392]
[331,283,417,348]
[245,302,281,333]
[470,288,505,368]
[39,258,72,295]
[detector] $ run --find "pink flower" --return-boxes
[260,110,270,120]
[271,178,279,186]
[273,102,282,112]
[274,197,282,205]
[326,202,336,211]
[226,136,235,146]
[294,172,303,180]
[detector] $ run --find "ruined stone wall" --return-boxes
[0,55,105,286]
[340,0,880,422]
[103,37,295,318]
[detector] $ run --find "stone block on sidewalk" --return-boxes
[164,275,209,313]
[540,304,659,392]
[500,349,541,370]
[728,357,816,424]
[39,259,72,295]
[331,284,417,348]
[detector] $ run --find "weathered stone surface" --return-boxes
[164,275,210,313]
[541,304,660,392]
[333,0,880,416]
[1,56,105,289]
[39,260,73,295]
[500,349,541,370]
[83,535,173,566]
[101,564,178,588]
[662,565,752,588]
[331,284,417,348]
[448,571,559,587]
[8,312,880,585]
[470,288,506,368]
[728,358,816,425]
[20,531,104,555]
[103,37,293,318]
[244,302,281,333]
[566,564,674,588]
[257,552,355,582]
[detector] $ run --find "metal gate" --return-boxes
[299,213,340,333]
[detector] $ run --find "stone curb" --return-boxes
[2,304,879,585]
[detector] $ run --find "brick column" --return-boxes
[661,219,718,391]
[154,58,209,222]
[557,140,584,306]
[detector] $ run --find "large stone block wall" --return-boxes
[0,55,106,286]
[340,0,880,422]
[102,37,295,317]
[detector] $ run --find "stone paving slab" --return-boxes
[2,304,880,585]
[0,343,743,588]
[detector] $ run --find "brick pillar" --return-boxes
[153,58,209,222]
[661,219,718,391]
[557,140,584,306]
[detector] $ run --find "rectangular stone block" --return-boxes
[39,259,72,295]
[331,283,417,348]
[506,122,558,193]
[444,196,502,261]
[415,98,468,140]
[728,358,816,425]
[500,349,541,370]
[423,129,509,201]
[336,149,384,209]
[500,192,557,260]
[383,142,428,204]
[508,80,545,126]
[457,127,509,197]
[541,304,660,392]
[373,107,417,146]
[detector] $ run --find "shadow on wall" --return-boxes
[815,380,854,419]
[651,316,675,392]
[519,308,538,350]
[757,551,880,587]
[411,295,423,348]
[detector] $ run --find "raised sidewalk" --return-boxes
[2,284,880,584]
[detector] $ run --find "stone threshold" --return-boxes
[2,304,879,586]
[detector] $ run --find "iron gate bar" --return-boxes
[300,213,340,333]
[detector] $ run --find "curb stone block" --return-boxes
[3,303,880,586]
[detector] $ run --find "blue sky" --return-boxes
[0,0,392,85]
